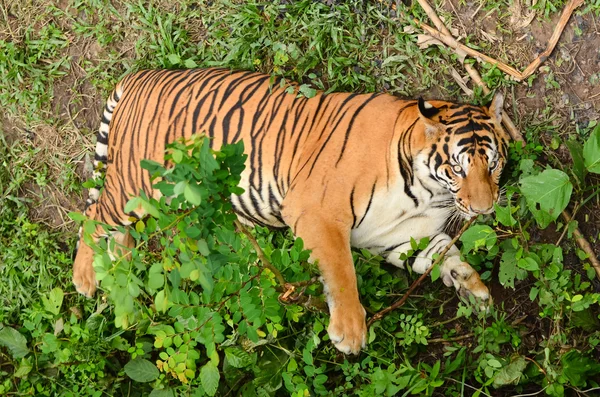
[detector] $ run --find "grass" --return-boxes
[1,0,600,396]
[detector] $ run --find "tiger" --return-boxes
[73,68,508,355]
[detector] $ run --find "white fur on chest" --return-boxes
[350,172,452,255]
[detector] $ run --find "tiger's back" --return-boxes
[102,68,405,229]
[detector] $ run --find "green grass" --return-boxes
[1,0,600,396]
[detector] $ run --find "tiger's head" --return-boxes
[416,93,509,218]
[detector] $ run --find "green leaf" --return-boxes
[430,263,440,282]
[124,358,159,382]
[155,290,169,313]
[184,58,198,68]
[494,203,517,227]
[517,257,539,271]
[68,212,87,222]
[42,287,64,315]
[499,249,517,288]
[200,361,220,396]
[140,199,160,218]
[565,140,586,183]
[124,197,142,215]
[200,139,219,175]
[149,389,175,397]
[583,124,600,173]
[299,84,317,98]
[520,169,572,228]
[460,225,497,252]
[492,356,527,388]
[184,183,202,206]
[167,53,181,65]
[561,350,600,387]
[225,347,254,368]
[0,326,29,359]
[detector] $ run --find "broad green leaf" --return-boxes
[184,183,202,206]
[517,257,539,271]
[0,326,29,359]
[200,139,219,175]
[140,199,160,218]
[494,203,517,227]
[520,169,572,228]
[225,347,254,368]
[430,263,441,282]
[124,197,142,214]
[583,124,600,173]
[149,389,175,397]
[299,84,317,98]
[561,350,600,387]
[42,287,64,316]
[14,358,32,378]
[492,356,527,388]
[167,53,181,65]
[68,212,87,222]
[124,358,159,383]
[155,290,168,313]
[171,148,183,163]
[565,140,586,183]
[460,225,497,252]
[200,361,220,396]
[499,250,517,288]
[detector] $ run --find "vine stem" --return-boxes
[234,218,287,287]
[366,217,476,328]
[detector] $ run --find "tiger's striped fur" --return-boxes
[73,68,509,354]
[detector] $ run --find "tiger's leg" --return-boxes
[282,210,366,354]
[73,201,135,297]
[73,202,103,297]
[384,234,490,302]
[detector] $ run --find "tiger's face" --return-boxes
[419,93,509,218]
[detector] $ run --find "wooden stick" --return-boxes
[366,217,476,327]
[520,0,585,79]
[561,210,600,279]
[417,20,524,80]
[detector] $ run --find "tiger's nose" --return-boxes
[470,204,494,214]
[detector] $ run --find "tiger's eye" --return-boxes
[489,160,498,170]
[452,164,463,174]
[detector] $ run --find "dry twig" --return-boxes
[367,217,476,327]
[561,210,600,279]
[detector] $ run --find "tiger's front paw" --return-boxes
[442,261,490,309]
[327,302,367,355]
[73,263,97,298]
[72,242,98,298]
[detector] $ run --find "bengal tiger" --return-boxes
[73,68,508,355]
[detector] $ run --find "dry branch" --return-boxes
[367,217,476,327]
[520,0,585,80]
[416,0,584,82]
[417,20,524,79]
[561,210,600,279]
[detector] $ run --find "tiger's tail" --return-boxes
[85,86,123,210]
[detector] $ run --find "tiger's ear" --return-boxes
[418,97,442,137]
[488,92,504,121]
